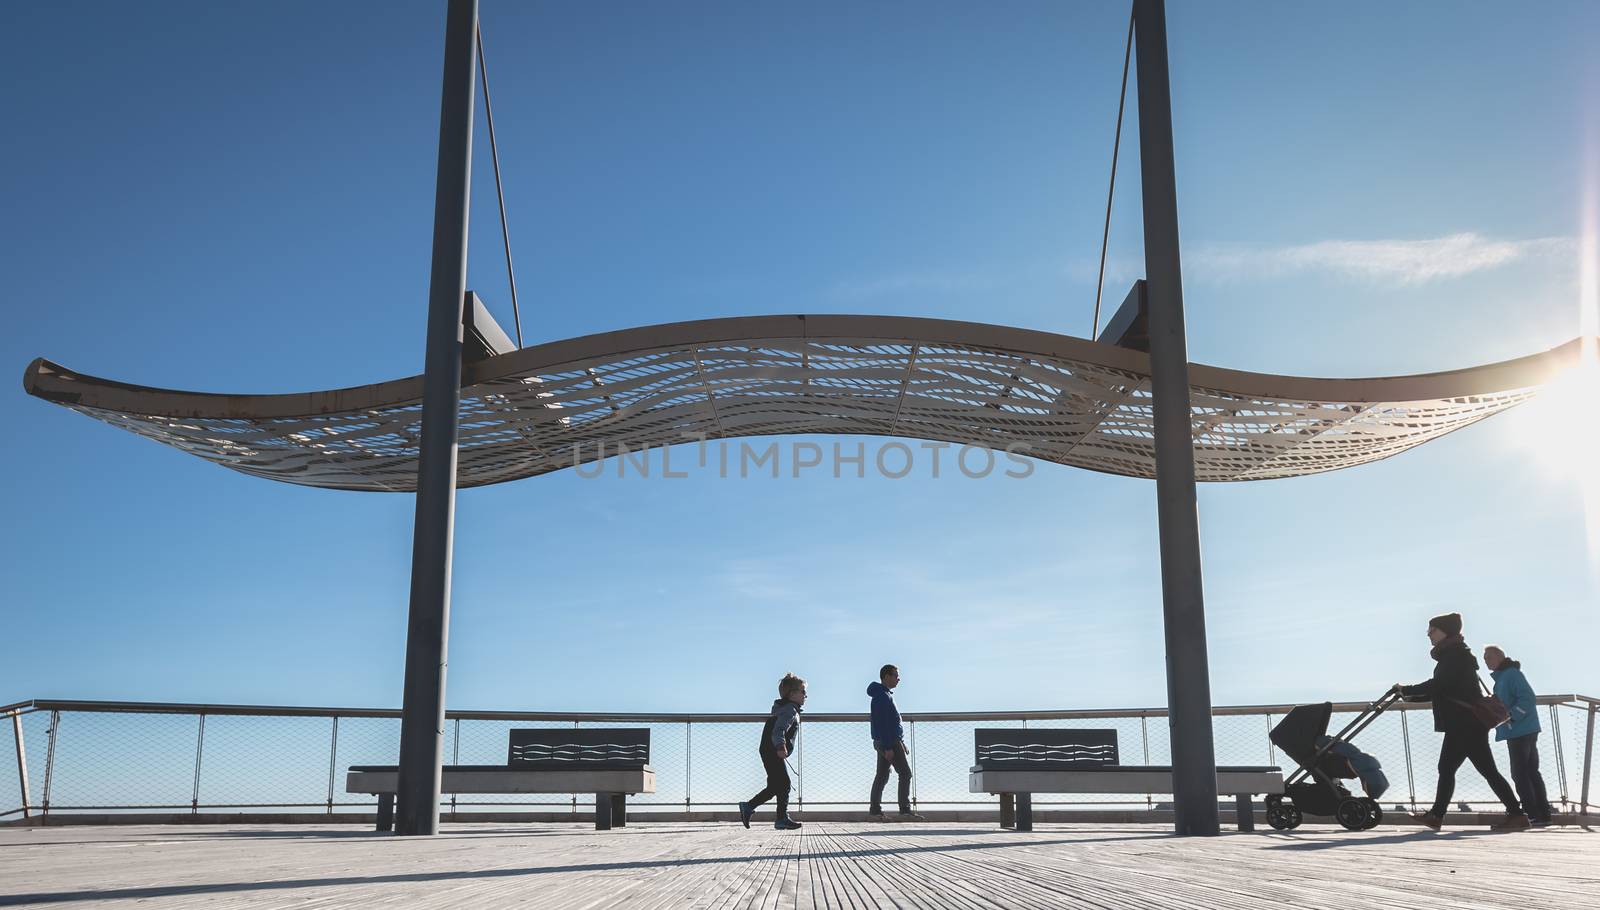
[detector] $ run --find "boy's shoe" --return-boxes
[896,810,926,821]
[1410,811,1442,830]
[867,808,886,821]
[738,802,753,829]
[774,816,804,830]
[1529,817,1552,828]
[1490,813,1530,832]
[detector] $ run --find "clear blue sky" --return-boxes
[3,1,1596,715]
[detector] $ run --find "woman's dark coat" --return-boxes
[1401,637,1482,733]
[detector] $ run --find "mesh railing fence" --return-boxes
[3,697,1594,821]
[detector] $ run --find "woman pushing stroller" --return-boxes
[1396,612,1527,831]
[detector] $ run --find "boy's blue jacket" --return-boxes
[867,681,904,746]
[1490,661,1541,742]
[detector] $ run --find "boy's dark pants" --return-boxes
[869,741,912,813]
[747,750,791,818]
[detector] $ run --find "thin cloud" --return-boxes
[1190,233,1575,285]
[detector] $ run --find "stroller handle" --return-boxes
[1283,687,1403,790]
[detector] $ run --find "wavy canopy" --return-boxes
[22,315,1580,491]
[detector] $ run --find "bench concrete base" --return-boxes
[971,766,1284,833]
[347,766,655,832]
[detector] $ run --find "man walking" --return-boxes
[867,664,922,820]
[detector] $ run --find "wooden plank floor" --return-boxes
[1,821,1596,909]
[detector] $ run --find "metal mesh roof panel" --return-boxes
[22,315,1581,491]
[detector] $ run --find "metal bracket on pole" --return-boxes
[395,0,478,837]
[1133,0,1219,835]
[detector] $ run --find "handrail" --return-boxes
[4,695,1591,723]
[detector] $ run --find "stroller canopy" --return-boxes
[1270,702,1356,779]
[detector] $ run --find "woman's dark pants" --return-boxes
[869,741,913,813]
[1430,726,1522,819]
[1505,732,1552,822]
[747,750,791,818]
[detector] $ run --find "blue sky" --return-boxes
[2,1,1596,716]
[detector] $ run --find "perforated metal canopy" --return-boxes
[22,314,1582,491]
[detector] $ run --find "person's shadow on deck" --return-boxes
[0,831,1171,906]
[1264,829,1501,850]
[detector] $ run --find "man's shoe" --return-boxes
[775,816,803,830]
[896,810,926,821]
[867,808,886,821]
[1491,813,1530,832]
[738,802,753,829]
[1411,811,1442,830]
[1529,817,1552,829]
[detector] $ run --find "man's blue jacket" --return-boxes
[1490,661,1542,742]
[867,681,904,747]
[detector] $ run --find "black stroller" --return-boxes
[1264,687,1400,831]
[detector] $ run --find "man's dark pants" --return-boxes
[869,741,912,813]
[1506,732,1552,822]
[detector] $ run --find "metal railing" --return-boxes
[3,695,1595,821]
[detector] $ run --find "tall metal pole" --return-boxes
[1133,0,1219,836]
[395,0,478,837]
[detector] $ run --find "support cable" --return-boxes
[476,21,524,348]
[1091,8,1135,341]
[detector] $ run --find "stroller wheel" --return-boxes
[1266,802,1301,831]
[1336,798,1368,831]
[1357,797,1383,830]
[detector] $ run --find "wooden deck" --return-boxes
[0,821,1595,908]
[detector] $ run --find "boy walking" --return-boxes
[868,664,922,820]
[739,673,806,830]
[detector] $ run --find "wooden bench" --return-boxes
[347,728,654,831]
[967,728,1283,831]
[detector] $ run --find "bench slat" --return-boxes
[347,767,655,796]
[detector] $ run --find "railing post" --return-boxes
[796,725,803,811]
[1401,710,1417,810]
[1264,714,1274,766]
[1141,715,1151,809]
[326,716,340,815]
[1581,704,1595,814]
[450,718,460,817]
[684,720,691,812]
[41,711,58,819]
[11,713,30,819]
[909,718,918,809]
[1548,704,1569,807]
[191,714,206,815]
